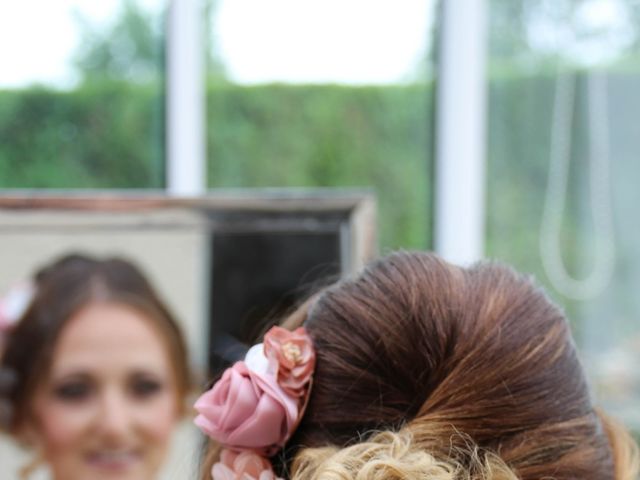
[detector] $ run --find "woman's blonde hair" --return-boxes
[201,251,639,479]
[291,430,519,480]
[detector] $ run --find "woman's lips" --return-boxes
[85,450,142,471]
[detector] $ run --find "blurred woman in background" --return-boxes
[0,253,191,480]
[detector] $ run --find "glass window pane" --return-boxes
[0,0,166,188]
[207,0,438,249]
[487,0,640,432]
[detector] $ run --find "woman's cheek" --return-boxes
[136,392,179,440]
[35,401,97,451]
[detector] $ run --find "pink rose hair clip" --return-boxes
[194,326,316,480]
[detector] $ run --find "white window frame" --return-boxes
[166,0,489,257]
[167,0,206,196]
[434,0,488,265]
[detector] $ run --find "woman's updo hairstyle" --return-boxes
[0,253,191,435]
[273,251,637,479]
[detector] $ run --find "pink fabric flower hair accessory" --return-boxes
[194,326,315,480]
[212,450,280,480]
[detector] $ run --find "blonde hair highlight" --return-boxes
[600,411,640,480]
[290,430,519,480]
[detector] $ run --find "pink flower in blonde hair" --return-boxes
[264,326,315,396]
[212,450,282,480]
[194,361,298,455]
[195,326,316,480]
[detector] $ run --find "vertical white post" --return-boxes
[167,0,206,195]
[434,0,488,265]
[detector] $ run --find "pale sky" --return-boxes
[0,0,434,89]
[527,0,634,66]
[0,0,629,89]
[0,0,162,88]
[214,0,434,84]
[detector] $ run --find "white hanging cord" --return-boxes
[539,70,616,300]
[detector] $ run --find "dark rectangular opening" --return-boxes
[208,230,341,374]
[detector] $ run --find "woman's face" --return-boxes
[27,302,180,480]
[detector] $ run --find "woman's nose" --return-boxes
[95,388,134,440]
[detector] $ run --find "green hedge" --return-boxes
[0,82,432,249]
[1,73,635,252]
[0,81,165,188]
[206,84,432,249]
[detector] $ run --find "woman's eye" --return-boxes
[53,382,91,401]
[130,378,163,399]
